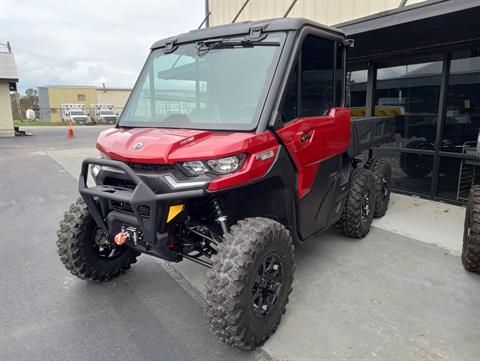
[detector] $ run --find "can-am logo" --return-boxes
[133,142,144,150]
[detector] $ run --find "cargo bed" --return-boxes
[347,116,395,157]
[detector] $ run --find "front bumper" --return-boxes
[79,158,206,260]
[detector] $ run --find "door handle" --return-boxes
[300,133,312,143]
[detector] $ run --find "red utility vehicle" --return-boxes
[57,18,394,350]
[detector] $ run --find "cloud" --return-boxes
[1,0,206,92]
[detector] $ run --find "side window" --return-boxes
[278,34,335,124]
[300,35,334,117]
[279,60,298,124]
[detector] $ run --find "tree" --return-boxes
[25,88,38,97]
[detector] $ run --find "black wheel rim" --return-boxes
[361,192,370,221]
[92,228,126,260]
[252,252,283,318]
[465,208,471,251]
[382,177,389,200]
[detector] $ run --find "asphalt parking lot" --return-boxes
[1,126,480,361]
[0,127,267,361]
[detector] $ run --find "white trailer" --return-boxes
[61,104,89,124]
[90,104,118,124]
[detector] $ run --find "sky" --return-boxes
[0,0,206,92]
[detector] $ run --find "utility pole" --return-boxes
[15,91,23,121]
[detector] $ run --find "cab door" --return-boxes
[275,34,350,239]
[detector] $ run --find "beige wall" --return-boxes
[47,87,98,122]
[0,82,14,137]
[39,86,131,121]
[96,89,131,115]
[208,0,426,27]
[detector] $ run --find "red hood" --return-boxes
[96,127,278,164]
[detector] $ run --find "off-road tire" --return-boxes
[56,197,139,282]
[462,186,480,273]
[336,168,376,238]
[205,217,294,350]
[365,157,392,218]
[399,140,434,178]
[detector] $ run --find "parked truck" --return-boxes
[90,104,118,124]
[60,104,89,124]
[56,18,395,350]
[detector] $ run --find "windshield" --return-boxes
[120,33,285,131]
[70,111,85,116]
[100,110,114,115]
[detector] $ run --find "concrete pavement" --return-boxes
[3,127,480,361]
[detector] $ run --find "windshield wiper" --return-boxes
[196,38,279,56]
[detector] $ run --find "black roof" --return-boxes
[151,17,344,49]
[336,0,480,66]
[337,0,480,35]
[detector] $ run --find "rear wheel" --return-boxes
[205,217,294,350]
[462,186,480,273]
[56,197,139,282]
[336,168,376,238]
[365,158,392,218]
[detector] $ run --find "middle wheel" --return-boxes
[336,168,377,238]
[205,217,294,350]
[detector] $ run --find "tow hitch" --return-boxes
[114,226,139,246]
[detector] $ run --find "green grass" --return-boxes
[14,120,66,126]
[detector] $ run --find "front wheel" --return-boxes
[205,217,294,350]
[56,197,140,282]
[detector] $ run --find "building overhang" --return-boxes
[337,0,480,68]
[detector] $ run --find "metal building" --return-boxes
[206,0,425,27]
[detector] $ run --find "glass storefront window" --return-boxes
[374,61,442,195]
[438,50,480,201]
[347,70,367,116]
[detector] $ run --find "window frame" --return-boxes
[273,27,347,127]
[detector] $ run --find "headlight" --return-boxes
[91,151,110,178]
[206,154,245,174]
[181,160,207,176]
[181,154,245,176]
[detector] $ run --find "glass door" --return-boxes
[437,50,480,202]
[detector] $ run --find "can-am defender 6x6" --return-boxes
[57,18,395,350]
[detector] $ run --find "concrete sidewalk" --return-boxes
[373,193,465,255]
[45,143,479,361]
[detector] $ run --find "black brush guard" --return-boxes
[79,158,205,260]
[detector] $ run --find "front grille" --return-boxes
[111,201,150,218]
[104,177,135,190]
[125,162,175,173]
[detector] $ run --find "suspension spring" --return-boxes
[210,196,229,235]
